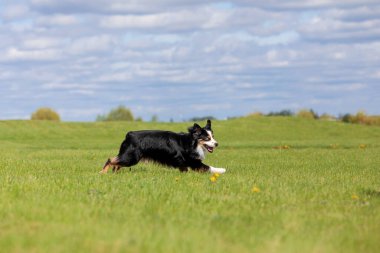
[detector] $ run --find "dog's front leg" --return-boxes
[190,161,226,174]
[179,167,189,172]
[209,166,226,174]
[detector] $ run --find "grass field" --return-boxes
[1,117,380,253]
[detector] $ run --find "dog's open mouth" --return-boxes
[203,144,214,153]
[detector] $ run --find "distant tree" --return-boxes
[246,112,263,118]
[340,113,353,123]
[319,113,336,121]
[31,107,60,121]
[151,114,158,122]
[310,109,319,119]
[267,110,294,117]
[353,111,367,124]
[364,115,380,126]
[188,116,217,122]
[339,111,380,126]
[95,114,107,122]
[347,111,369,124]
[96,106,134,121]
[296,109,318,119]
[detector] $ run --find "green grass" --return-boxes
[1,117,380,253]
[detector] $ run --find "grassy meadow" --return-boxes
[0,117,380,253]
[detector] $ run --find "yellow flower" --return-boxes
[175,177,180,182]
[359,144,366,149]
[213,173,220,178]
[252,186,261,193]
[210,176,217,183]
[351,194,359,200]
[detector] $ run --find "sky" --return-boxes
[1,0,379,122]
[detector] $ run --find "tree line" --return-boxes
[29,107,380,126]
[246,109,380,126]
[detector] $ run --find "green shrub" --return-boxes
[97,106,134,121]
[353,112,380,126]
[319,113,336,121]
[364,116,380,126]
[353,111,367,124]
[246,112,263,118]
[31,108,60,121]
[296,109,318,119]
[340,111,380,126]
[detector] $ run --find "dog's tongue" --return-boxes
[207,146,214,153]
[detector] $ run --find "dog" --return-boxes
[100,120,226,174]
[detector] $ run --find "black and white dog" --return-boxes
[100,120,226,174]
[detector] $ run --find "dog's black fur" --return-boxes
[100,120,218,173]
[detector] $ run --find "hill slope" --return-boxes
[1,117,379,148]
[0,118,379,253]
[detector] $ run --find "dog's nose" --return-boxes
[215,142,219,147]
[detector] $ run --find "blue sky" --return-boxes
[1,0,379,121]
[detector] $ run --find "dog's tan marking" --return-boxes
[99,156,119,174]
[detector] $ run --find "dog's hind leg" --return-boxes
[99,156,120,174]
[189,161,210,173]
[100,146,142,174]
[112,165,122,173]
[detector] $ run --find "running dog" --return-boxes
[100,120,226,174]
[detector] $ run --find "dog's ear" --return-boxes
[205,119,212,130]
[188,123,202,136]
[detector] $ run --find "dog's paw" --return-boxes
[209,167,226,174]
[99,170,106,174]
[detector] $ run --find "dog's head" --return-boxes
[188,120,218,153]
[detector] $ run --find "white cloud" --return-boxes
[22,37,62,49]
[372,70,380,79]
[0,0,379,121]
[95,72,133,83]
[1,4,30,20]
[299,17,380,43]
[3,47,61,61]
[30,0,217,14]
[67,35,114,54]
[41,82,98,90]
[304,82,367,92]
[99,9,212,31]
[237,0,380,10]
[36,14,79,26]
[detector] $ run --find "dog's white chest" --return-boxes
[196,145,206,160]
